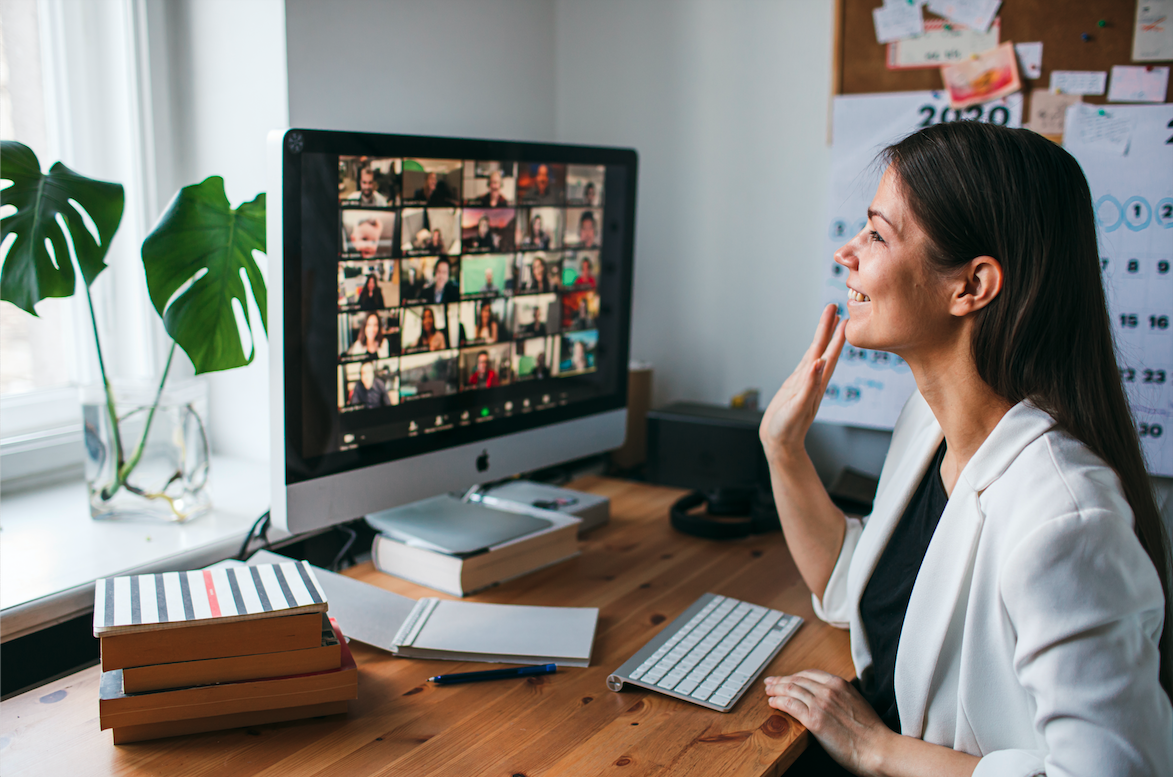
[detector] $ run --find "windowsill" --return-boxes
[0,456,283,642]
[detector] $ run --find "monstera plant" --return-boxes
[0,140,266,512]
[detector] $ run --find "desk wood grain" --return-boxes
[0,477,853,776]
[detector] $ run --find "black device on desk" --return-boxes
[646,402,780,539]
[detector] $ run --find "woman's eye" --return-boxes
[869,230,884,243]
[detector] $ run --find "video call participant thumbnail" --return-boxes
[518,252,560,293]
[464,162,516,207]
[402,159,462,206]
[339,357,400,410]
[462,208,516,253]
[513,335,559,381]
[340,310,399,359]
[401,256,460,305]
[401,304,457,353]
[564,250,598,289]
[566,164,604,207]
[338,259,399,311]
[512,293,559,338]
[458,298,510,345]
[341,210,396,259]
[565,208,600,249]
[339,156,400,207]
[461,344,512,390]
[400,208,461,256]
[461,254,513,298]
[560,330,598,375]
[518,207,562,250]
[561,290,599,331]
[398,349,460,400]
[517,162,565,205]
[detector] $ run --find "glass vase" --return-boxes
[82,378,211,522]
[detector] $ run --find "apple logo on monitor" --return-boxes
[476,449,490,472]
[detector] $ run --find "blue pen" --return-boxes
[429,663,557,685]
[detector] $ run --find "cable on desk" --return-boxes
[236,510,271,560]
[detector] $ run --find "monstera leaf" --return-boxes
[141,176,266,374]
[0,141,125,314]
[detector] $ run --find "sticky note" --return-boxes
[1065,103,1133,156]
[926,0,1002,34]
[1014,42,1043,80]
[1133,0,1173,61]
[1028,89,1080,136]
[873,2,924,44]
[1050,70,1107,96]
[1107,65,1170,103]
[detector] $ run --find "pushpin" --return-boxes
[1097,19,1106,28]
[1098,109,1106,116]
[944,23,952,31]
[1081,33,1091,41]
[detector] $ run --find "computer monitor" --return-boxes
[267,129,638,535]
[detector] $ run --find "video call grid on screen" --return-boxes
[287,136,631,466]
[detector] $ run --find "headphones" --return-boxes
[669,487,781,540]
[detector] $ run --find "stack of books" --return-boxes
[93,560,358,744]
[367,494,581,596]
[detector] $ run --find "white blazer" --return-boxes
[814,392,1173,776]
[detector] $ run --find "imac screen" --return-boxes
[280,133,635,485]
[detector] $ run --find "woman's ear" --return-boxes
[950,255,1003,316]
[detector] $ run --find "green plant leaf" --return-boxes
[0,140,124,314]
[141,176,267,374]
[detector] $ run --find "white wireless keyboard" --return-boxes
[606,592,803,712]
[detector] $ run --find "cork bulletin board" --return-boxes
[834,0,1173,110]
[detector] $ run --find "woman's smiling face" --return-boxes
[833,169,957,358]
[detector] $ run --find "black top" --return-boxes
[858,440,949,733]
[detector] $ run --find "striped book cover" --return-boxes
[93,561,328,637]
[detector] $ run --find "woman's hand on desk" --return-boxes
[763,670,979,777]
[759,303,846,462]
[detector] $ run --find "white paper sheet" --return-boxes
[1108,65,1170,103]
[1067,104,1135,156]
[819,91,1022,430]
[1063,103,1173,476]
[926,0,1001,33]
[1050,70,1108,95]
[873,1,925,44]
[887,18,999,69]
[1133,0,1173,61]
[1014,42,1043,80]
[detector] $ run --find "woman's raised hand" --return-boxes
[760,304,847,461]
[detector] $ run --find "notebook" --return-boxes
[231,551,598,666]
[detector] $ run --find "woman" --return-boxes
[346,311,389,358]
[528,214,551,249]
[356,273,384,310]
[414,307,447,352]
[760,122,1172,776]
[471,216,497,251]
[430,228,448,255]
[475,302,498,343]
[527,255,552,292]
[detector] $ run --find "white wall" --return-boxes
[147,0,289,462]
[554,0,834,410]
[285,0,556,140]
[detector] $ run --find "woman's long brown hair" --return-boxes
[883,120,1171,700]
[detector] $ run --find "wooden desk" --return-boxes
[0,477,853,776]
